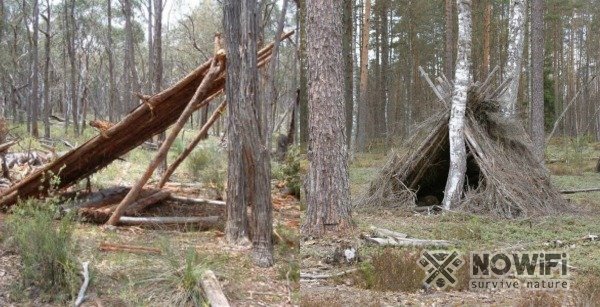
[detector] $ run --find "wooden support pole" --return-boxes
[106,58,224,226]
[158,99,228,188]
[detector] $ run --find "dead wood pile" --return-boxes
[358,68,571,218]
[0,31,293,209]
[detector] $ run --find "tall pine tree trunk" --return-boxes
[31,0,39,137]
[357,0,371,152]
[66,0,78,135]
[302,0,352,236]
[343,0,353,148]
[298,0,308,148]
[530,0,544,161]
[482,0,492,77]
[442,0,472,210]
[107,0,117,121]
[42,0,51,138]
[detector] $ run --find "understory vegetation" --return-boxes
[4,198,80,302]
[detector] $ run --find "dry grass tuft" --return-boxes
[369,248,424,292]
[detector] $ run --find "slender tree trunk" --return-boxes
[482,0,491,77]
[530,0,544,161]
[122,0,140,111]
[66,0,78,135]
[343,0,353,148]
[31,0,39,137]
[146,0,153,95]
[499,0,527,118]
[380,0,389,138]
[357,0,371,152]
[266,0,288,137]
[0,0,4,42]
[445,0,455,79]
[107,0,117,121]
[224,0,274,267]
[153,0,166,173]
[302,0,352,236]
[42,0,51,138]
[442,0,472,210]
[298,0,308,148]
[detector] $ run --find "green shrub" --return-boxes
[186,146,226,199]
[5,199,79,302]
[280,145,302,198]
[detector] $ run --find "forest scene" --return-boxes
[0,0,599,306]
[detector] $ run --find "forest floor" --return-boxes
[0,128,300,306]
[301,138,600,306]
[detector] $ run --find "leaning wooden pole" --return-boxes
[158,99,228,188]
[106,58,224,226]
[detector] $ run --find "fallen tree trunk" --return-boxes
[79,189,168,223]
[200,270,231,307]
[560,187,600,194]
[99,242,161,254]
[363,235,451,248]
[0,141,17,154]
[0,31,294,209]
[168,194,226,206]
[300,268,359,280]
[118,215,219,226]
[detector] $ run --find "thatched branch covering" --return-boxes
[358,72,571,218]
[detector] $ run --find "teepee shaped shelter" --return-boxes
[359,69,570,218]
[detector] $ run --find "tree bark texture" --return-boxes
[530,0,545,161]
[500,0,527,118]
[31,0,39,137]
[445,0,455,80]
[302,0,352,236]
[223,0,274,267]
[343,0,353,148]
[356,0,371,152]
[442,0,472,210]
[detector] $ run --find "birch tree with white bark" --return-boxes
[499,0,527,118]
[442,0,472,210]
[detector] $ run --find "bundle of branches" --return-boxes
[358,69,571,218]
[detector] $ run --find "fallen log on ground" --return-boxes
[363,236,452,248]
[75,186,132,208]
[4,151,51,168]
[99,242,161,254]
[0,141,17,154]
[560,188,600,194]
[362,226,451,248]
[370,225,408,239]
[300,268,359,280]
[79,189,167,223]
[0,31,294,209]
[168,194,225,206]
[117,215,219,227]
[200,270,230,307]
